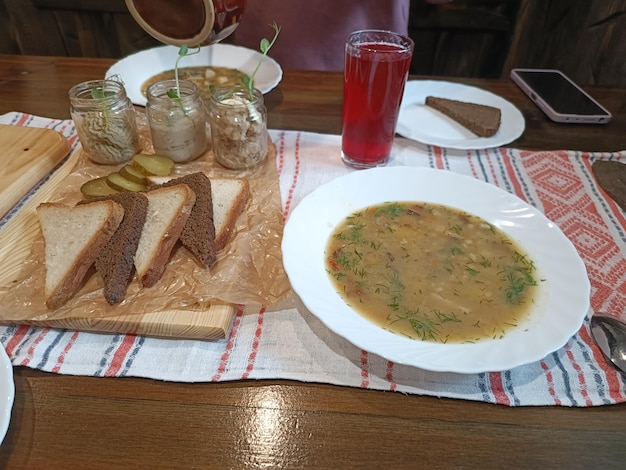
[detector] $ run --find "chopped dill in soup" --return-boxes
[325,202,539,344]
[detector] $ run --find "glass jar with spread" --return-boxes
[69,79,140,164]
[208,86,268,170]
[146,79,207,163]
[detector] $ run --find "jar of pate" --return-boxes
[146,79,207,163]
[208,86,268,170]
[69,79,140,164]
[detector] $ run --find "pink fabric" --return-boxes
[227,0,410,71]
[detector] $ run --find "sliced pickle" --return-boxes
[80,176,120,199]
[106,172,147,192]
[131,153,175,176]
[119,164,148,184]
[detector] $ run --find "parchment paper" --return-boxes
[0,115,291,321]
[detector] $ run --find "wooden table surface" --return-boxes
[1,54,626,469]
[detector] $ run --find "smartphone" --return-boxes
[510,68,611,124]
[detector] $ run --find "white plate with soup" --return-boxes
[282,167,590,373]
[106,44,283,106]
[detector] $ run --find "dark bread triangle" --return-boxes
[81,192,149,305]
[592,160,626,212]
[156,172,217,268]
[425,96,501,137]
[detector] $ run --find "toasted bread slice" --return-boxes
[80,192,149,305]
[157,172,217,268]
[37,200,124,309]
[134,184,196,288]
[147,175,250,252]
[425,96,501,137]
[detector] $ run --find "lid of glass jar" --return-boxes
[125,0,246,46]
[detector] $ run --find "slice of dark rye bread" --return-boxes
[592,160,626,212]
[424,96,501,137]
[154,172,217,268]
[146,174,251,252]
[79,192,149,305]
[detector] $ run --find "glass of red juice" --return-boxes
[342,30,414,169]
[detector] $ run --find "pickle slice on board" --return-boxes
[80,176,121,198]
[131,154,175,176]
[119,164,148,184]
[106,172,147,192]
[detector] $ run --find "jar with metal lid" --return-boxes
[146,79,207,163]
[69,79,140,164]
[208,86,268,170]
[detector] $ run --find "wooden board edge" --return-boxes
[0,304,235,341]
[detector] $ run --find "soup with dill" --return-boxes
[142,66,246,101]
[325,202,539,344]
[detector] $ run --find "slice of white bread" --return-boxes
[209,178,251,251]
[36,200,124,310]
[146,175,250,252]
[424,96,501,137]
[134,184,196,288]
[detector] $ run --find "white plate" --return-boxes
[0,346,14,444]
[397,80,525,149]
[282,167,590,373]
[106,44,283,106]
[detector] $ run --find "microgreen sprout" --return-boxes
[167,44,201,99]
[241,22,281,95]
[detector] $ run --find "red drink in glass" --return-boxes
[342,30,414,169]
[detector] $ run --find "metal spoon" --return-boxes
[590,314,626,375]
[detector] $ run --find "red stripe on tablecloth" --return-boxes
[282,132,301,221]
[241,306,266,380]
[15,113,29,126]
[275,131,286,176]
[541,360,562,405]
[19,328,51,366]
[360,350,369,388]
[4,325,31,357]
[483,149,500,184]
[104,334,137,376]
[51,331,80,373]
[565,344,594,406]
[500,148,526,201]
[467,150,480,179]
[68,134,80,147]
[432,146,445,169]
[211,306,245,381]
[578,325,626,402]
[488,372,511,405]
[386,361,397,391]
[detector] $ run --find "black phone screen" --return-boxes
[515,70,609,116]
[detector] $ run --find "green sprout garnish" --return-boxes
[167,44,201,99]
[241,22,281,95]
[90,80,114,129]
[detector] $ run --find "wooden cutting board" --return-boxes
[0,125,234,340]
[0,124,70,217]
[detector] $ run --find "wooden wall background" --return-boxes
[1,0,625,87]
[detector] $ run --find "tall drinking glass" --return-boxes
[341,30,414,169]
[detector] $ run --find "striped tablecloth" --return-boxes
[1,111,626,406]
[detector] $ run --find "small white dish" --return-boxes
[397,80,525,149]
[0,346,14,444]
[106,44,283,106]
[282,167,590,373]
